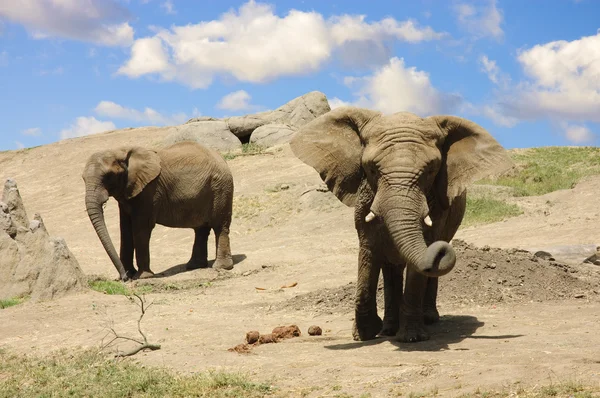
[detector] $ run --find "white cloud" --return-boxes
[454,0,503,40]
[328,97,352,109]
[118,1,444,88]
[337,57,461,116]
[38,66,64,76]
[216,90,253,111]
[161,0,175,14]
[15,141,25,149]
[60,116,116,139]
[0,0,134,46]
[499,31,600,123]
[479,55,499,84]
[94,101,188,125]
[22,127,42,136]
[561,122,595,144]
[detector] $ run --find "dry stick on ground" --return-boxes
[101,293,161,357]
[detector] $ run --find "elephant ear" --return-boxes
[290,107,380,206]
[431,115,514,209]
[125,147,162,199]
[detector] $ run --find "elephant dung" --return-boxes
[272,324,301,340]
[308,325,323,336]
[246,330,260,345]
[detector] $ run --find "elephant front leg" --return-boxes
[119,205,136,280]
[353,243,382,341]
[212,226,233,270]
[132,219,155,279]
[186,226,210,270]
[397,267,429,342]
[423,277,440,324]
[380,263,403,336]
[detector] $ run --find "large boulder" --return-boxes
[250,124,297,147]
[0,179,86,302]
[184,91,331,146]
[163,121,243,152]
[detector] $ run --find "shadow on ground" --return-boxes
[324,315,523,352]
[155,254,247,278]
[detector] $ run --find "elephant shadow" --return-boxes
[325,315,523,352]
[154,254,247,278]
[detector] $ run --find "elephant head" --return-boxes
[82,147,161,280]
[290,106,513,277]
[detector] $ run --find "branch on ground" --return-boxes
[101,293,161,357]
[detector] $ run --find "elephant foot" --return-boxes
[352,313,383,341]
[424,308,440,325]
[396,322,430,343]
[133,270,155,280]
[380,317,399,337]
[213,257,234,271]
[185,260,209,270]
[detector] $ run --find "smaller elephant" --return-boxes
[83,141,234,281]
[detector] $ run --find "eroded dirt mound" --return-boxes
[283,240,600,314]
[0,179,86,301]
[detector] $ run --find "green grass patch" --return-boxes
[0,349,274,397]
[223,143,267,160]
[478,147,600,197]
[0,297,25,309]
[89,280,153,296]
[462,196,522,227]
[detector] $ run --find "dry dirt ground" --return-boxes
[1,129,600,397]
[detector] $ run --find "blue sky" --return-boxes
[1,0,599,151]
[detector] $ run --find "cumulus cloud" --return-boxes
[216,90,253,111]
[479,55,499,84]
[337,57,461,116]
[118,1,444,88]
[561,123,595,144]
[94,101,188,125]
[499,31,600,124]
[22,127,42,136]
[0,0,134,46]
[454,0,503,40]
[60,116,116,139]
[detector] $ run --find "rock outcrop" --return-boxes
[165,91,331,150]
[0,179,86,302]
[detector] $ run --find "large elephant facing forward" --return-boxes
[83,141,234,281]
[290,107,512,342]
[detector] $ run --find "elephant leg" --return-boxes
[186,226,210,270]
[118,205,136,280]
[212,225,233,270]
[423,277,440,324]
[352,240,382,341]
[397,267,429,342]
[132,219,155,279]
[380,263,404,336]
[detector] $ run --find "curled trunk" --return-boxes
[85,183,127,280]
[374,186,456,277]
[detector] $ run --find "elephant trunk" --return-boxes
[374,186,456,277]
[85,182,127,280]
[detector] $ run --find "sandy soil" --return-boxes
[1,129,599,397]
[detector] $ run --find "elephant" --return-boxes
[82,141,234,281]
[290,106,513,342]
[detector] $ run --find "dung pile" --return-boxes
[0,179,86,302]
[283,239,599,314]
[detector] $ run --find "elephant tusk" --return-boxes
[365,211,376,223]
[423,215,433,227]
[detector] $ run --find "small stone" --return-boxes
[308,325,322,336]
[279,184,290,190]
[574,294,585,299]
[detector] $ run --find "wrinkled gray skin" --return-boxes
[290,107,513,342]
[83,141,234,281]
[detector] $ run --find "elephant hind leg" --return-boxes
[380,262,403,336]
[212,225,233,270]
[186,226,210,270]
[423,277,440,325]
